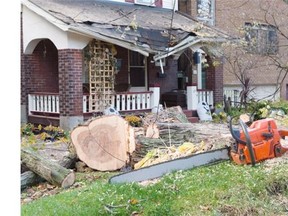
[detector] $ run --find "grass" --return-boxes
[21,160,288,216]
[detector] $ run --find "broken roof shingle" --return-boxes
[24,0,231,54]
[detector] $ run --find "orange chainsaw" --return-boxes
[110,117,288,184]
[229,117,288,166]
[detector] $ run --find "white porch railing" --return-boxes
[28,93,59,114]
[114,91,152,111]
[28,86,214,115]
[83,91,153,113]
[29,88,159,115]
[187,86,214,110]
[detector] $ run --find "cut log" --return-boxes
[71,115,135,171]
[21,142,77,171]
[21,148,75,188]
[21,142,77,189]
[21,171,45,191]
[131,122,234,166]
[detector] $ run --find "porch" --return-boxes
[27,86,214,126]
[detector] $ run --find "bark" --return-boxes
[21,171,45,191]
[71,115,135,171]
[131,122,233,165]
[21,142,77,189]
[21,148,75,188]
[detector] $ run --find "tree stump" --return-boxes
[21,148,75,188]
[71,115,135,171]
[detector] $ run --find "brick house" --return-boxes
[21,0,230,130]
[179,0,288,103]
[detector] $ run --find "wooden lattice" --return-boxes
[85,40,115,112]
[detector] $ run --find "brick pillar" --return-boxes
[213,57,224,105]
[21,54,34,123]
[58,49,83,130]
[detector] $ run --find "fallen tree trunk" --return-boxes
[71,115,135,171]
[21,142,77,190]
[131,122,233,165]
[21,148,75,188]
[21,171,44,191]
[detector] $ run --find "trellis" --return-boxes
[85,40,116,112]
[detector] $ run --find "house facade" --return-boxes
[179,0,288,103]
[21,0,229,130]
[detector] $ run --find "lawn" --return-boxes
[21,159,288,216]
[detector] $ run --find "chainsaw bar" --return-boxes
[109,147,230,184]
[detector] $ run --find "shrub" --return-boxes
[124,115,142,127]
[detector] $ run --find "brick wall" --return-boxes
[58,49,83,116]
[114,46,179,96]
[210,57,224,104]
[180,0,288,99]
[21,40,59,106]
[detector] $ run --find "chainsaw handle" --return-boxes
[239,119,256,166]
[229,116,247,145]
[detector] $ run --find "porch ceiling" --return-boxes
[22,0,231,57]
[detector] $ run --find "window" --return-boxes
[196,0,215,26]
[244,22,279,55]
[129,51,146,89]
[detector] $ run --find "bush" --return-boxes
[124,115,142,127]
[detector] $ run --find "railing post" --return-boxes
[149,85,160,112]
[28,94,33,115]
[187,86,198,110]
[83,95,87,113]
[116,95,121,111]
[209,91,214,106]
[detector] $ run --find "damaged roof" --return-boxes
[23,0,230,58]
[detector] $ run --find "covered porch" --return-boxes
[27,86,214,123]
[21,0,228,130]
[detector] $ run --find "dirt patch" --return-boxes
[218,205,260,216]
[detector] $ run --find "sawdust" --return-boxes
[262,152,288,171]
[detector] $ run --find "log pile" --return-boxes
[21,142,77,190]
[21,106,233,189]
[68,106,233,171]
[21,148,75,189]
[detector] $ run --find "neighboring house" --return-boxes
[21,0,230,130]
[179,0,288,104]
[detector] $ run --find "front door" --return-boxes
[129,51,147,92]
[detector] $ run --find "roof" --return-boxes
[22,0,231,58]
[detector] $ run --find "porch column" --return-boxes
[21,13,29,124]
[58,49,83,131]
[213,57,224,105]
[187,85,198,110]
[149,84,160,113]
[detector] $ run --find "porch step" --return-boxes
[187,117,199,123]
[182,109,199,123]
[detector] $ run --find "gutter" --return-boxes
[153,36,227,61]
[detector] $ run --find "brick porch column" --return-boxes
[213,57,224,105]
[58,49,83,131]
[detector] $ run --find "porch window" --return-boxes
[196,0,215,26]
[129,51,146,90]
[244,22,279,55]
